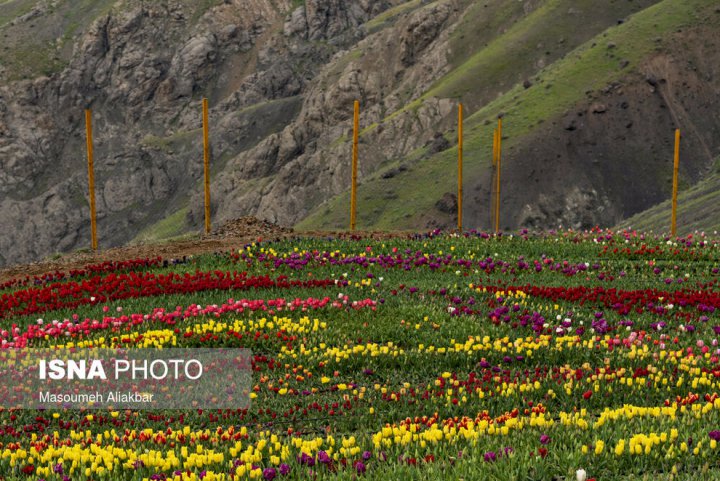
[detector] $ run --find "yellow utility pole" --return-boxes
[671,129,680,236]
[494,118,503,233]
[350,100,359,231]
[457,103,463,232]
[85,109,98,251]
[203,98,211,235]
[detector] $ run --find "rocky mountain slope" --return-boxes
[1,0,719,267]
[297,0,720,231]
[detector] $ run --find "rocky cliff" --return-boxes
[0,0,395,265]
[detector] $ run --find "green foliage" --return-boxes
[364,0,423,33]
[141,129,202,154]
[132,206,191,243]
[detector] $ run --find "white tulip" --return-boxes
[576,469,587,481]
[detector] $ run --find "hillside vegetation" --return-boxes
[299,0,720,231]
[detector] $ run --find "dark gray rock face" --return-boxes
[206,1,460,228]
[0,0,403,266]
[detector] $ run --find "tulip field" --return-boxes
[3,229,720,480]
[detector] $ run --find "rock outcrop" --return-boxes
[0,0,400,266]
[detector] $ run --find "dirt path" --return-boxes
[0,217,414,284]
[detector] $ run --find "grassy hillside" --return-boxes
[132,206,191,243]
[420,0,659,110]
[297,0,716,232]
[0,0,117,79]
[0,0,36,26]
[616,158,720,235]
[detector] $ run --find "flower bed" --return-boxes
[0,230,719,480]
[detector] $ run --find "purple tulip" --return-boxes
[318,450,332,464]
[263,468,277,480]
[298,452,315,466]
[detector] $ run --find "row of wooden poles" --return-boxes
[83,99,213,250]
[349,101,506,232]
[349,102,684,236]
[453,104,503,233]
[83,101,684,250]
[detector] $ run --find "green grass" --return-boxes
[0,0,37,27]
[187,0,224,23]
[297,0,715,232]
[141,129,202,154]
[0,0,117,80]
[364,0,424,33]
[132,206,191,243]
[2,44,66,78]
[443,0,526,70]
[382,0,662,122]
[428,0,660,106]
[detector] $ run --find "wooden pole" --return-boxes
[350,100,359,231]
[492,129,498,166]
[492,128,497,229]
[671,129,680,237]
[457,103,463,232]
[203,98,211,235]
[495,118,503,233]
[85,109,98,251]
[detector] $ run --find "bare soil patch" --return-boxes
[0,217,412,284]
